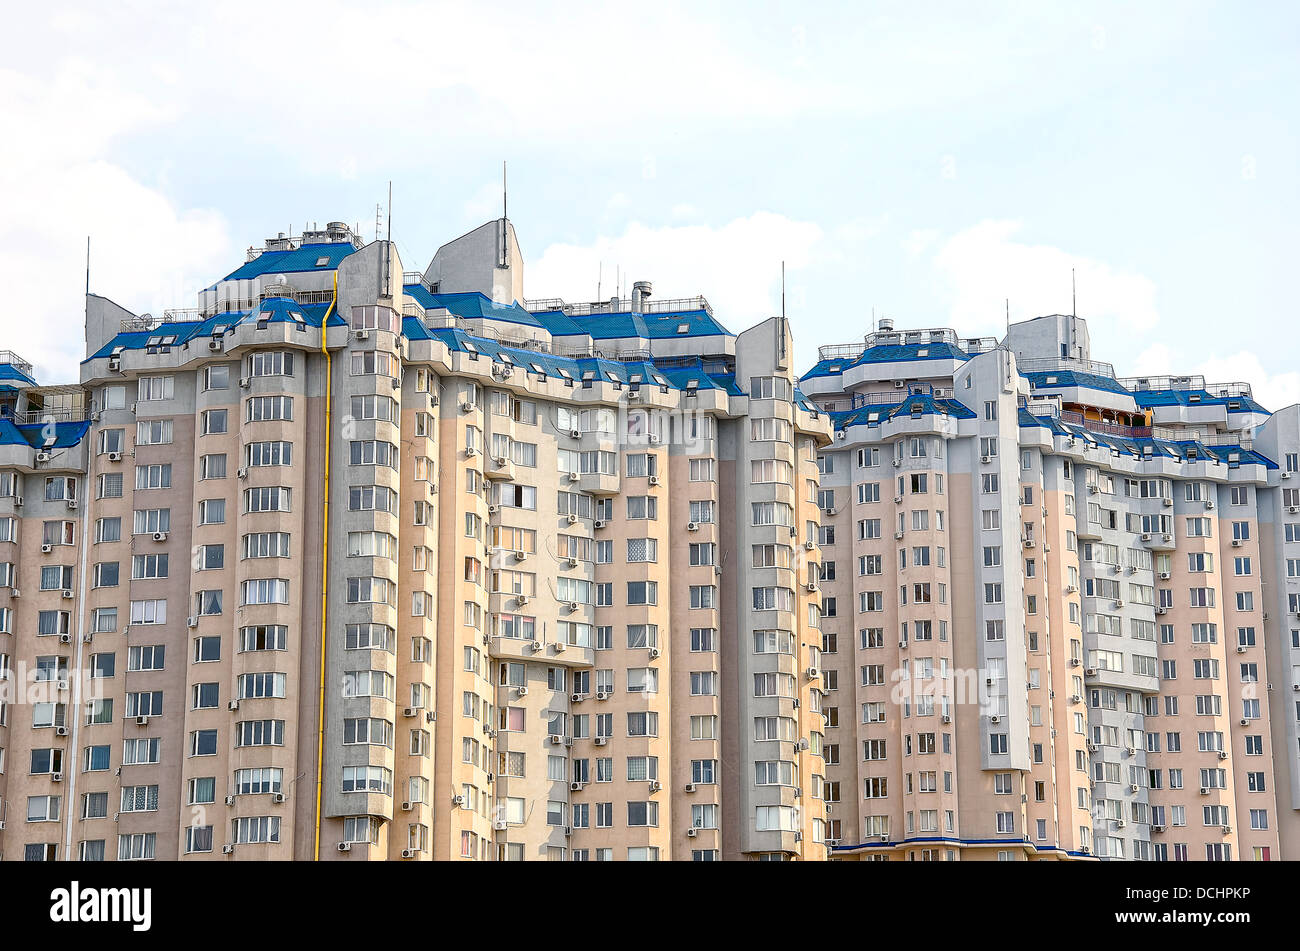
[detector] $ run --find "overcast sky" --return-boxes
[2,1,1296,407]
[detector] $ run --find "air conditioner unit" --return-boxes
[805,582,818,593]
[942,715,951,724]
[515,685,529,697]
[401,801,413,812]
[1291,506,1299,514]
[223,844,235,855]
[13,496,22,507]
[894,531,904,540]
[56,725,68,736]
[41,544,52,553]
[238,467,248,479]
[566,557,579,569]
[594,736,608,746]
[9,589,18,598]
[1141,533,1151,541]
[596,691,610,701]
[1158,571,1170,580]
[1205,499,1215,508]
[648,475,660,487]
[239,377,250,389]
[1239,717,1248,726]
[487,504,499,514]
[354,329,370,340]
[805,666,820,679]
[1200,787,1210,795]
[1152,825,1164,833]
[567,471,580,482]
[686,828,698,838]
[35,451,51,463]
[1023,539,1035,548]
[452,795,466,807]
[1284,473,1293,480]
[648,434,661,445]
[990,715,1001,724]
[981,455,991,464]
[153,531,168,542]
[136,715,150,725]
[648,648,661,660]
[684,782,697,794]
[493,456,508,469]
[225,796,236,806]
[893,495,903,504]
[1084,667,1097,677]
[401,849,415,859]
[1065,584,1078,594]
[567,514,579,525]
[107,451,122,462]
[1218,750,1228,760]
[570,692,585,703]
[228,700,240,711]
[648,781,662,793]
[1116,819,1126,828]
[61,588,74,600]
[187,616,198,628]
[108,357,120,372]
[1236,646,1246,654]
[1129,784,1139,794]
[82,633,93,643]
[529,639,543,652]
[549,734,563,746]
[273,793,286,804]
[1069,658,1080,667]
[1113,599,1124,608]
[893,380,906,389]
[1162,533,1172,543]
[1087,742,1098,752]
[687,521,699,532]
[569,429,581,439]
[566,602,579,613]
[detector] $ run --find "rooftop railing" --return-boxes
[0,350,34,377]
[1018,356,1117,378]
[1116,375,1254,400]
[522,295,715,319]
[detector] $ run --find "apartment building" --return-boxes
[0,217,833,862]
[802,313,1295,861]
[2,216,1299,863]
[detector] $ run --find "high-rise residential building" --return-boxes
[802,314,1295,861]
[0,218,1297,863]
[0,218,832,862]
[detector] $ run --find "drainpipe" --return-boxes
[63,430,93,860]
[312,272,338,860]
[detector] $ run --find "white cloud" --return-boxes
[529,213,824,332]
[923,220,1161,339]
[0,62,231,383]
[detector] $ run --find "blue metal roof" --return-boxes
[404,285,542,328]
[1021,369,1131,396]
[404,318,733,394]
[1131,389,1270,414]
[222,242,356,282]
[0,418,91,449]
[830,393,977,430]
[0,364,36,386]
[801,341,969,381]
[529,307,732,341]
[85,299,342,362]
[1019,410,1276,468]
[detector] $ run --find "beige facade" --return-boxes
[0,219,833,862]
[1,225,1298,863]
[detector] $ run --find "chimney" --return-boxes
[878,317,894,332]
[632,281,652,313]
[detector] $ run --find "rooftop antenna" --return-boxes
[503,160,508,221]
[85,236,90,296]
[387,180,392,242]
[374,203,382,243]
[781,260,786,320]
[597,261,602,301]
[1071,267,1076,317]
[1006,298,1010,338]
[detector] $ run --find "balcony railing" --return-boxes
[1018,356,1117,379]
